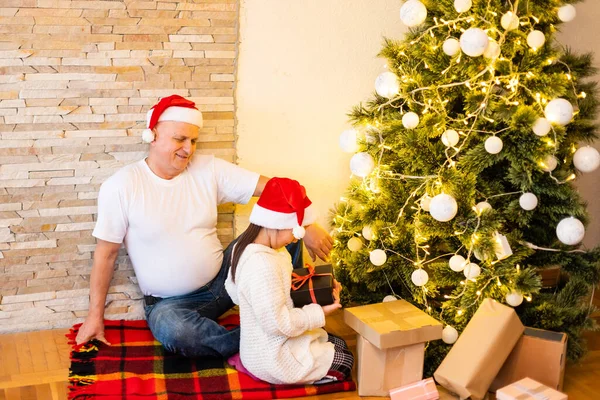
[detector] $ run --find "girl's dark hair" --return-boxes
[230,223,263,282]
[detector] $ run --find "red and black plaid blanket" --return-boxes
[67,317,356,400]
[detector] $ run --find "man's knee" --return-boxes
[146,305,188,350]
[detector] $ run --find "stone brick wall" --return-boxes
[0,0,239,333]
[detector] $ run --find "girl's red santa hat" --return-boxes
[142,95,203,143]
[250,177,317,239]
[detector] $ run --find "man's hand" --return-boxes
[322,280,343,317]
[76,316,111,346]
[303,223,334,262]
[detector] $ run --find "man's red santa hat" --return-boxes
[250,177,317,239]
[142,95,203,143]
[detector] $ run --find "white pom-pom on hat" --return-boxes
[293,226,306,240]
[141,128,155,143]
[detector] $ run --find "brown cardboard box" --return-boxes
[357,336,425,396]
[490,327,567,392]
[344,300,443,396]
[344,299,443,348]
[434,298,524,400]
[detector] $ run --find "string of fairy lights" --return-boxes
[334,0,600,344]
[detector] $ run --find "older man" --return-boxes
[76,95,333,358]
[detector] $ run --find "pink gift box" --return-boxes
[389,378,439,400]
[497,377,568,400]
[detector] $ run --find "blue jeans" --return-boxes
[144,238,304,358]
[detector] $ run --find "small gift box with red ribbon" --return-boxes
[290,264,334,308]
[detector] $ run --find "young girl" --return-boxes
[225,177,354,385]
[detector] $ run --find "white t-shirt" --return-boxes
[92,155,259,298]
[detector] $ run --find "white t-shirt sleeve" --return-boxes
[92,175,129,244]
[213,157,260,205]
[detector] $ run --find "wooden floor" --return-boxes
[1,297,599,400]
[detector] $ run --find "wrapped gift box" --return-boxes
[290,264,334,307]
[497,377,568,400]
[434,298,524,400]
[344,299,443,396]
[389,377,439,400]
[491,327,567,392]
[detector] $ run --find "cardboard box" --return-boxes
[344,299,443,349]
[344,300,443,397]
[434,298,524,400]
[357,336,424,396]
[497,377,568,400]
[389,377,439,400]
[491,327,567,392]
[290,265,333,307]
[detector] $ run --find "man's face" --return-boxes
[151,121,199,176]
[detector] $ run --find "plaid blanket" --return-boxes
[67,316,356,400]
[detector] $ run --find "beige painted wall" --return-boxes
[235,0,406,232]
[558,2,600,248]
[237,1,600,248]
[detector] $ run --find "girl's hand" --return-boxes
[322,280,343,317]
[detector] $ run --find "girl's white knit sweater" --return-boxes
[224,243,335,384]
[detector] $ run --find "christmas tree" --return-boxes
[331,0,600,375]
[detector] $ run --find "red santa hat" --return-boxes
[250,177,317,239]
[142,95,203,143]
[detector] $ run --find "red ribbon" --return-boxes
[291,264,332,305]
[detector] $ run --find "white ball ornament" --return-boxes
[411,269,429,287]
[485,136,503,154]
[383,295,398,303]
[506,291,524,307]
[350,152,375,177]
[542,155,558,172]
[420,195,432,212]
[460,28,490,57]
[519,193,538,211]
[441,129,460,147]
[527,30,546,49]
[443,38,461,56]
[402,112,420,129]
[430,193,458,222]
[442,325,459,344]
[454,0,472,13]
[400,0,428,27]
[449,255,467,272]
[362,225,374,241]
[545,98,574,126]
[556,217,585,245]
[533,118,552,137]
[375,72,400,98]
[370,249,387,266]
[573,146,600,173]
[501,11,520,31]
[558,4,577,22]
[483,40,501,59]
[464,262,481,279]
[475,201,492,214]
[339,129,360,153]
[347,237,363,252]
